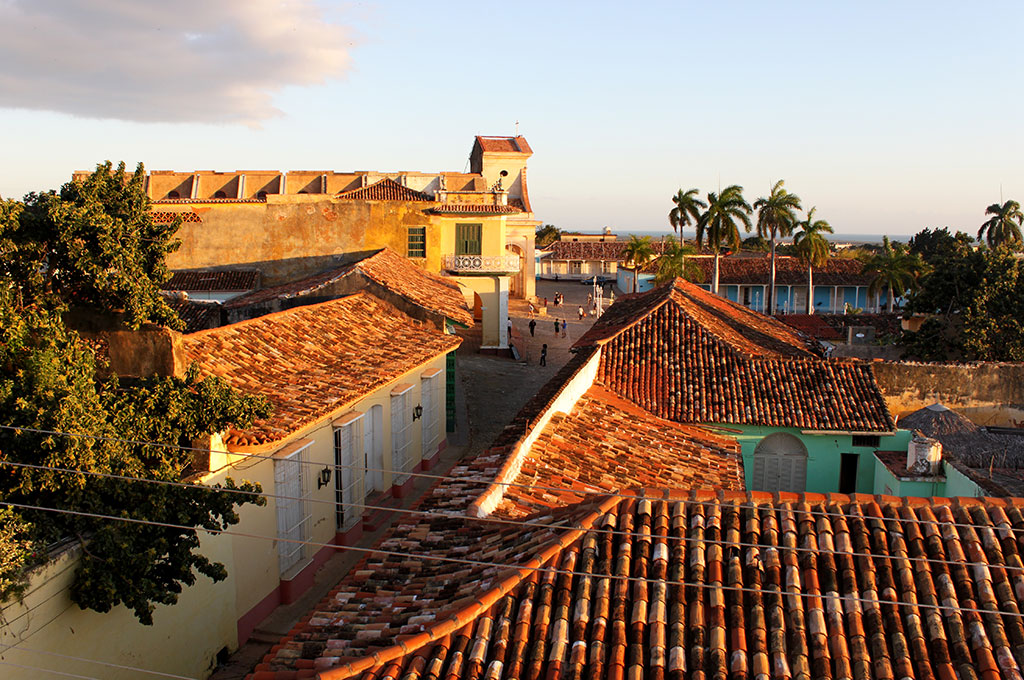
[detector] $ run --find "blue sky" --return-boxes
[0,1,1020,236]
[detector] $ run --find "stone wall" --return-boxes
[872,361,1024,427]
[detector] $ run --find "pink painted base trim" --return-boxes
[392,475,415,499]
[335,523,363,546]
[237,585,281,647]
[280,543,333,605]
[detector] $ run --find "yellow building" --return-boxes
[0,291,461,679]
[83,136,541,350]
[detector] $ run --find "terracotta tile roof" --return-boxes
[257,493,1024,680]
[151,197,266,204]
[428,204,521,215]
[474,135,533,154]
[696,255,873,286]
[494,386,744,517]
[542,240,629,260]
[182,293,460,449]
[223,248,473,327]
[778,314,844,340]
[163,269,260,292]
[164,297,222,333]
[576,279,895,432]
[335,178,434,202]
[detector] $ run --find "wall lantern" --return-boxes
[317,466,332,489]
[412,404,424,421]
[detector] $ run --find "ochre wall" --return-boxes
[872,362,1024,427]
[163,196,439,285]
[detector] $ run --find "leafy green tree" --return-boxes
[696,185,752,294]
[741,235,770,252]
[0,163,271,623]
[792,207,833,314]
[862,236,926,313]
[668,188,706,235]
[908,227,975,264]
[535,224,563,248]
[622,234,655,293]
[902,246,1024,361]
[753,180,802,313]
[654,236,702,284]
[978,200,1024,250]
[12,162,183,329]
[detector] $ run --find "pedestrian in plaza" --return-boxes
[539,343,547,366]
[561,319,567,338]
[577,305,585,321]
[553,318,560,335]
[543,297,548,308]
[529,319,536,336]
[507,317,513,339]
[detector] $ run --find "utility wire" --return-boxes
[3,499,1024,622]
[1,423,1019,537]
[1,458,1019,576]
[0,646,198,680]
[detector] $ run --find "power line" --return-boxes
[0,659,101,680]
[0,646,198,680]
[1,458,1018,576]
[3,499,1023,622]
[2,423,1018,538]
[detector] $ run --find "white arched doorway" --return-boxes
[505,243,525,298]
[752,432,808,492]
[364,404,384,494]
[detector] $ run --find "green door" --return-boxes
[455,223,482,256]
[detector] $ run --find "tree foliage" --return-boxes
[622,235,655,293]
[901,244,1024,361]
[696,185,752,294]
[0,163,270,623]
[978,200,1024,250]
[792,207,833,314]
[535,224,563,248]
[753,180,802,313]
[861,236,926,313]
[654,236,702,285]
[668,188,706,235]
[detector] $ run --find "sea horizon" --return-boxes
[587,227,912,245]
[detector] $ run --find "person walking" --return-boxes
[560,319,567,338]
[539,343,547,366]
[553,318,560,335]
[528,319,536,336]
[577,305,585,321]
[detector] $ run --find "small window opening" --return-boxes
[168,190,180,199]
[852,435,881,448]
[213,190,227,198]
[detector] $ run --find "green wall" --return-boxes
[870,454,983,499]
[706,424,913,494]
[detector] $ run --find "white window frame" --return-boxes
[332,412,364,531]
[421,369,443,458]
[274,439,314,576]
[391,384,414,483]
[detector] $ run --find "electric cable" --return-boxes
[3,499,1024,622]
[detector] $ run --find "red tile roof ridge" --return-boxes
[335,177,434,202]
[467,348,604,517]
[316,494,620,680]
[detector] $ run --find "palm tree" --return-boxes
[753,180,802,314]
[622,234,655,293]
[695,185,752,294]
[668,188,706,236]
[654,235,702,284]
[792,207,833,314]
[863,236,925,313]
[978,200,1024,250]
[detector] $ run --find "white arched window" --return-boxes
[752,432,808,492]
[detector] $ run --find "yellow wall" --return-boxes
[1,535,237,680]
[163,196,437,285]
[1,354,451,679]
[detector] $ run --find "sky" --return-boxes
[0,0,1021,236]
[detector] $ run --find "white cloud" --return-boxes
[0,0,351,124]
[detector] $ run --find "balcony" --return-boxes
[442,254,521,275]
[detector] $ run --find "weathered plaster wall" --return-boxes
[164,197,437,285]
[872,362,1024,427]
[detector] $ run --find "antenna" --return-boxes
[515,120,520,136]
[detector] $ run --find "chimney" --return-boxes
[906,434,943,476]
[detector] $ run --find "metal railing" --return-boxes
[442,254,521,274]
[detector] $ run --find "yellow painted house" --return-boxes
[79,136,541,350]
[0,291,462,679]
